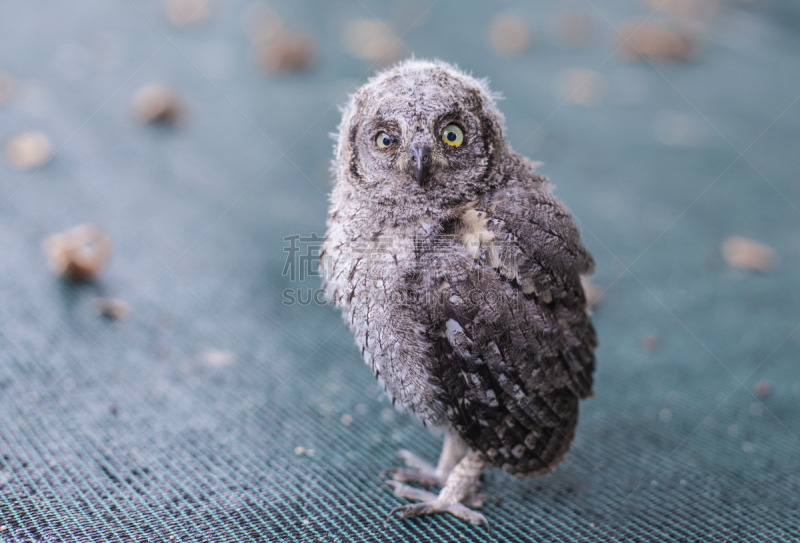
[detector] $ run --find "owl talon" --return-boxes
[384,480,485,513]
[384,480,438,502]
[387,501,489,528]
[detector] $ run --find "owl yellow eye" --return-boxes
[442,124,464,147]
[375,132,392,148]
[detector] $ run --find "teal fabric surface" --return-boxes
[1,1,799,541]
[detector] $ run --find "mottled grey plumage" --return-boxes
[322,59,597,525]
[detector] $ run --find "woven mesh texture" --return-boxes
[2,1,800,541]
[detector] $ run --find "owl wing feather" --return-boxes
[429,172,597,476]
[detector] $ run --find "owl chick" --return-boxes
[322,59,597,527]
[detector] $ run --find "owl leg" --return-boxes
[381,432,468,487]
[386,450,488,527]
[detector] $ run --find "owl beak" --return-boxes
[409,144,432,187]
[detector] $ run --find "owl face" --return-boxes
[337,60,507,218]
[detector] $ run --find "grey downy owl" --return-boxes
[322,59,597,527]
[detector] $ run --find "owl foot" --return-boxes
[380,433,472,487]
[384,482,488,527]
[380,466,443,487]
[384,480,485,508]
[379,450,445,487]
[384,450,488,528]
[397,449,436,472]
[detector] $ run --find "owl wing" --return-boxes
[481,173,596,398]
[428,173,597,475]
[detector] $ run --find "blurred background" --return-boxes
[1,0,799,541]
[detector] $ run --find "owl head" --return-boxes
[333,59,511,222]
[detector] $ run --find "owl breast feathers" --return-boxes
[322,59,597,477]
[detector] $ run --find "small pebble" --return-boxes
[203,349,236,368]
[92,298,130,320]
[254,31,316,74]
[343,19,403,66]
[42,224,113,282]
[0,525,6,532]
[294,446,306,455]
[341,414,353,426]
[245,6,315,74]
[5,132,51,169]
[0,72,14,104]
[754,380,771,398]
[721,236,778,272]
[166,0,210,28]
[488,15,532,57]
[618,21,695,62]
[659,408,672,422]
[741,441,754,453]
[641,335,661,353]
[306,449,315,457]
[132,83,184,125]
